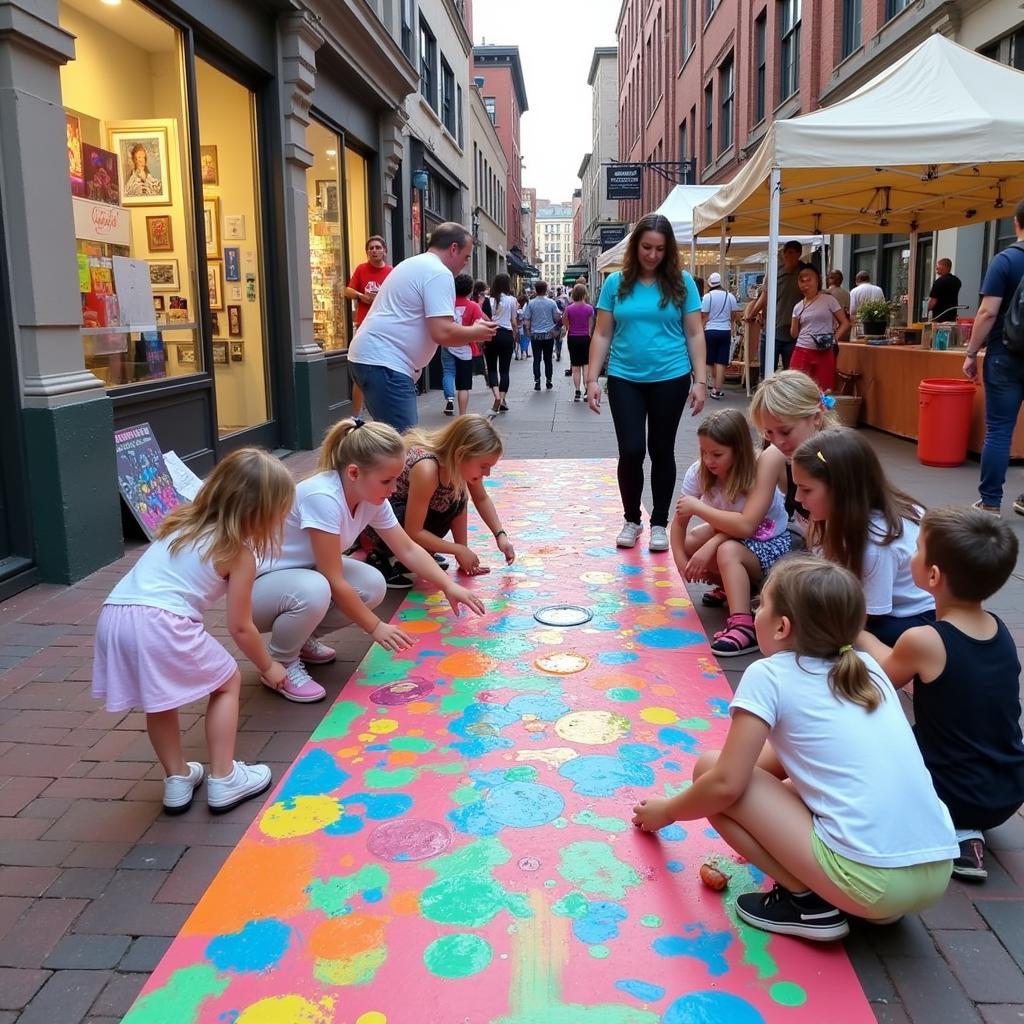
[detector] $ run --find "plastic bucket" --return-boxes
[917,378,976,467]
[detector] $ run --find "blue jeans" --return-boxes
[440,349,456,401]
[349,363,418,433]
[980,345,1024,505]
[759,333,796,379]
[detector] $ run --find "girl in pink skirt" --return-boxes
[92,448,297,815]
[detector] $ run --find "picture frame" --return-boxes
[212,340,229,365]
[224,247,240,282]
[66,112,84,197]
[227,304,242,337]
[315,179,339,222]
[210,311,221,336]
[107,121,172,207]
[223,214,245,240]
[152,295,165,312]
[200,145,219,186]
[207,261,223,311]
[176,344,195,365]
[202,197,220,259]
[82,144,120,206]
[147,259,179,291]
[145,215,173,252]
[230,341,244,362]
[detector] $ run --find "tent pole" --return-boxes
[765,166,781,379]
[907,230,918,327]
[690,236,697,276]
[719,222,727,282]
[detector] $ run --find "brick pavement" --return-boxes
[0,355,1023,1022]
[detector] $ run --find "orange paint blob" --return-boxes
[405,701,434,716]
[309,914,386,960]
[389,750,418,767]
[651,684,677,697]
[403,619,441,634]
[389,890,421,916]
[436,651,496,678]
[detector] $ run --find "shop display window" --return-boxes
[306,121,348,351]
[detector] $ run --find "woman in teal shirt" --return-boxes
[586,214,707,552]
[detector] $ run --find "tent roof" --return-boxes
[691,34,1024,237]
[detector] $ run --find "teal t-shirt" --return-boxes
[597,271,702,382]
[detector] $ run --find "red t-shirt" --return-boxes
[348,261,393,325]
[455,297,484,355]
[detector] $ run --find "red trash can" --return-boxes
[917,378,976,467]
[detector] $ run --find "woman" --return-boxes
[564,283,595,402]
[481,274,518,414]
[587,213,707,553]
[789,266,851,392]
[123,144,162,198]
[702,272,739,399]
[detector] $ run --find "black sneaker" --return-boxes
[574,390,581,402]
[443,399,454,416]
[384,567,414,589]
[735,884,849,941]
[1014,495,1024,517]
[952,838,987,881]
[499,401,509,412]
[546,380,553,390]
[565,368,572,376]
[534,381,541,391]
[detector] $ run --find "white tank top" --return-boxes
[487,293,518,329]
[104,534,228,622]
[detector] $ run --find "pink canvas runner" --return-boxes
[123,460,874,1024]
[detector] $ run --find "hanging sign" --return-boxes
[606,164,642,200]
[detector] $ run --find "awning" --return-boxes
[507,250,539,277]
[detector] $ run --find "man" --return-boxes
[743,239,806,380]
[524,280,562,390]
[848,271,885,319]
[826,270,851,314]
[928,258,963,322]
[348,222,496,432]
[962,199,1024,516]
[345,236,392,415]
[554,286,570,362]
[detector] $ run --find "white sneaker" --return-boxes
[649,525,669,552]
[163,761,204,815]
[299,638,336,664]
[616,520,643,548]
[207,761,272,813]
[272,661,327,703]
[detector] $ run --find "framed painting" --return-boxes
[82,144,120,206]
[230,340,244,362]
[176,344,195,365]
[145,215,173,252]
[147,259,179,291]
[315,179,339,222]
[210,311,221,336]
[200,145,219,186]
[66,112,84,197]
[227,304,242,337]
[203,197,220,259]
[212,340,229,365]
[224,247,240,282]
[108,122,172,206]
[207,261,224,311]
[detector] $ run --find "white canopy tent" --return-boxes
[691,34,1024,374]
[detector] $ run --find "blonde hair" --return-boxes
[767,555,883,712]
[403,414,503,501]
[749,370,838,433]
[318,418,405,474]
[696,409,757,504]
[156,448,294,566]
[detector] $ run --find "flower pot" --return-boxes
[861,319,888,337]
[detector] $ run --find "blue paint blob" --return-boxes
[748,865,766,885]
[663,761,682,772]
[484,781,564,828]
[598,651,639,665]
[362,888,384,903]
[706,697,731,718]
[206,919,291,973]
[659,824,687,841]
[448,703,517,758]
[620,743,662,763]
[658,727,699,754]
[448,801,502,836]
[506,695,571,720]
[365,743,388,751]
[653,924,733,977]
[560,754,656,797]
[703,827,721,840]
[625,589,653,604]
[324,815,364,836]
[615,979,666,1003]
[666,860,685,873]
[620,565,643,576]
[491,615,540,633]
[635,627,705,649]
[276,749,349,804]
[662,991,765,1024]
[572,900,628,944]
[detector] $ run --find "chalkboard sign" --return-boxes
[114,422,185,540]
[599,224,628,251]
[606,164,642,200]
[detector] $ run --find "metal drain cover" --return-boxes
[533,604,593,627]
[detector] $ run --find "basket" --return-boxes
[833,394,863,428]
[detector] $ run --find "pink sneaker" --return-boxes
[267,661,327,703]
[299,638,336,664]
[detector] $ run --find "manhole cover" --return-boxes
[534,604,593,627]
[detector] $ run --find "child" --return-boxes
[859,507,1024,882]
[253,418,486,670]
[633,556,957,940]
[564,283,596,402]
[357,414,516,587]
[672,409,790,657]
[92,449,294,814]
[792,427,934,644]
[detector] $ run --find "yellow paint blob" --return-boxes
[555,709,630,745]
[651,565,667,573]
[357,1014,387,1024]
[260,795,342,839]
[236,996,335,1024]
[369,718,399,735]
[665,596,692,608]
[580,571,616,584]
[535,653,589,675]
[515,747,579,768]
[337,746,362,758]
[531,629,565,645]
[654,580,674,587]
[640,706,678,725]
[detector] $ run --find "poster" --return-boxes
[114,423,184,540]
[112,257,158,330]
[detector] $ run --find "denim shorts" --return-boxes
[349,362,418,433]
[743,531,792,575]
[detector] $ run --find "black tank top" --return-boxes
[914,617,1024,814]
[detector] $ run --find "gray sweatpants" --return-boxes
[250,560,387,664]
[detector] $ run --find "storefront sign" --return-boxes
[114,423,184,540]
[606,164,642,200]
[72,197,132,246]
[599,225,628,251]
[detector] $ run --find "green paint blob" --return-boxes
[398,607,431,620]
[553,817,569,829]
[423,933,493,978]
[451,784,481,806]
[314,946,387,986]
[557,841,641,899]
[364,767,417,789]
[573,810,628,833]
[390,736,435,752]
[358,657,419,686]
[504,765,538,782]
[722,864,779,979]
[551,892,589,919]
[606,688,641,702]
[121,964,228,1024]
[640,914,661,928]
[310,700,364,741]
[306,864,390,917]
[770,981,808,1007]
[428,835,509,879]
[441,692,478,714]
[677,716,711,731]
[544,879,557,888]
[589,945,610,959]
[426,762,466,776]
[421,874,530,927]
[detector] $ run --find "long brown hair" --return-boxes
[768,555,883,711]
[404,415,503,501]
[792,428,923,578]
[618,213,688,309]
[697,409,757,504]
[318,418,405,474]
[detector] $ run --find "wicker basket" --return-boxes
[833,394,863,428]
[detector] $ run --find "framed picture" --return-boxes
[147,259,179,291]
[227,304,242,337]
[200,145,219,186]
[212,340,229,365]
[82,144,120,206]
[315,180,339,222]
[210,311,221,336]
[152,295,165,312]
[145,215,173,252]
[207,261,223,311]
[202,197,220,259]
[66,112,84,197]
[108,122,172,206]
[176,344,195,365]
[223,214,245,240]
[230,341,244,362]
[224,247,240,282]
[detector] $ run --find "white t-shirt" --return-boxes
[861,513,935,618]
[701,289,738,331]
[257,471,398,575]
[849,282,885,317]
[732,651,958,867]
[486,293,518,330]
[449,305,473,361]
[681,460,788,542]
[348,251,455,377]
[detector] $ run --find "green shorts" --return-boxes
[811,831,952,919]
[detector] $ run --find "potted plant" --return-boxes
[857,298,895,337]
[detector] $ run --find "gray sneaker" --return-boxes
[163,761,204,815]
[207,761,272,814]
[616,520,643,548]
[649,525,670,551]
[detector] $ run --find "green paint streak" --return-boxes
[427,835,509,880]
[122,965,228,1024]
[504,765,538,782]
[442,636,536,658]
[364,767,417,788]
[722,864,779,980]
[640,914,661,928]
[677,716,712,731]
[306,864,390,917]
[426,762,466,776]
[390,736,435,752]
[440,692,478,714]
[314,946,387,986]
[356,657,419,686]
[310,700,364,741]
[451,784,480,806]
[551,892,589,919]
[553,817,569,829]
[557,841,641,899]
[397,607,430,620]
[572,810,628,833]
[589,944,610,959]
[606,687,641,702]
[423,933,493,978]
[770,981,808,1007]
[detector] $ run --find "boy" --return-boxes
[860,506,1024,881]
[450,274,482,416]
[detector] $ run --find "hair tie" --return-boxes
[352,416,365,429]
[838,644,853,654]
[820,393,836,410]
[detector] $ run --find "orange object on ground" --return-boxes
[917,377,976,467]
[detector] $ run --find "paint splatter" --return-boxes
[557,841,642,899]
[423,933,493,978]
[560,754,655,797]
[366,819,452,862]
[235,995,336,1024]
[662,991,766,1023]
[771,981,808,1006]
[206,919,291,973]
[615,979,666,1002]
[654,923,733,977]
[571,900,628,944]
[554,709,631,745]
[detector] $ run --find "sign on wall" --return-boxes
[598,225,628,251]
[606,164,642,200]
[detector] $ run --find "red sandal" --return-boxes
[711,613,758,658]
[702,586,727,608]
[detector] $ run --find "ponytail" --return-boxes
[317,417,405,474]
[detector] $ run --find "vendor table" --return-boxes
[836,342,1024,459]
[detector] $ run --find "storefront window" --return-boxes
[345,147,370,281]
[306,121,348,351]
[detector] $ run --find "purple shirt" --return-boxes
[792,293,841,350]
[565,302,594,336]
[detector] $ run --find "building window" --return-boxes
[419,19,437,110]
[441,59,455,134]
[842,0,861,57]
[401,0,414,60]
[705,0,715,20]
[483,96,496,124]
[690,103,698,176]
[754,12,767,124]
[703,81,713,165]
[680,0,689,57]
[981,27,1024,70]
[885,0,910,20]
[456,84,464,147]
[678,120,689,181]
[779,0,801,101]
[719,53,734,152]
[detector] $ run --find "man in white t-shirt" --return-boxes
[348,222,497,431]
[848,271,886,319]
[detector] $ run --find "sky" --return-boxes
[472,0,622,202]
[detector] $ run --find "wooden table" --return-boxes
[836,342,1024,458]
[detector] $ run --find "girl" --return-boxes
[587,213,708,554]
[93,449,294,815]
[792,427,935,645]
[672,409,790,657]
[789,266,851,392]
[633,556,957,941]
[481,274,519,413]
[564,283,595,402]
[515,292,530,361]
[358,415,516,587]
[252,418,486,678]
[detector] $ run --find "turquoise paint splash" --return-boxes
[205,918,291,973]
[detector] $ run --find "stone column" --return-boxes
[0,0,122,581]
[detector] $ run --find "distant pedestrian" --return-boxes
[344,236,393,415]
[826,270,851,315]
[525,281,563,391]
[514,291,530,360]
[928,259,963,322]
[789,266,851,392]
[701,271,739,399]
[451,274,484,416]
[554,286,570,362]
[743,240,807,379]
[481,273,519,414]
[563,283,595,401]
[848,271,886,319]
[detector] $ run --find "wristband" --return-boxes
[965,351,978,359]
[495,529,507,538]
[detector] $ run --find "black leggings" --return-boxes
[532,338,554,383]
[485,329,515,393]
[607,374,690,527]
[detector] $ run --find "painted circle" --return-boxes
[370,680,435,706]
[535,653,590,674]
[555,709,630,745]
[533,604,593,627]
[423,933,493,979]
[366,819,451,862]
[483,782,564,828]
[769,981,807,1007]
[518,856,541,871]
[634,627,705,649]
[356,1015,388,1024]
[580,570,616,584]
[662,992,766,1024]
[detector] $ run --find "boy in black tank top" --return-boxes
[859,506,1024,883]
